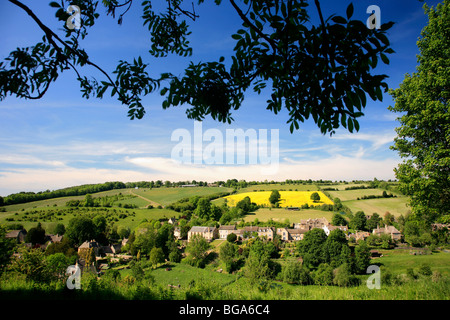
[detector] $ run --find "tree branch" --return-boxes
[229,0,278,54]
[8,0,128,103]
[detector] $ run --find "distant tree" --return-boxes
[324,229,348,266]
[0,225,15,275]
[168,240,182,263]
[65,217,97,246]
[10,246,50,283]
[366,213,382,231]
[25,222,46,244]
[117,226,131,239]
[333,197,343,211]
[354,241,371,274]
[269,190,281,206]
[194,198,211,220]
[46,252,68,279]
[350,211,367,231]
[310,192,321,202]
[313,263,334,285]
[186,234,210,268]
[149,247,165,268]
[227,233,237,243]
[45,237,76,259]
[93,215,107,235]
[83,194,95,207]
[220,241,236,273]
[384,212,395,226]
[297,228,327,269]
[333,263,355,287]
[282,260,311,285]
[244,249,272,284]
[54,223,65,236]
[331,213,347,226]
[236,196,258,214]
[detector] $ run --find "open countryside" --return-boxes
[0,179,448,300]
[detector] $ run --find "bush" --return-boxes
[227,233,237,243]
[418,263,432,276]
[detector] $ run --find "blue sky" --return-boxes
[0,0,442,196]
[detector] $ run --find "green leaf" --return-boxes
[49,2,61,8]
[347,118,354,133]
[380,53,390,64]
[331,16,347,24]
[346,3,354,19]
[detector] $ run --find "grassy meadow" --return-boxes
[132,186,232,206]
[113,248,450,300]
[243,208,335,223]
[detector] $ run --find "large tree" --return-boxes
[389,0,450,223]
[1,0,394,135]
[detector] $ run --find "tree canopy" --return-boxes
[389,0,450,223]
[1,0,394,135]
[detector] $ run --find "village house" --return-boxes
[257,227,275,240]
[348,231,371,241]
[218,225,237,239]
[5,229,27,243]
[294,217,328,230]
[240,226,275,240]
[174,227,182,240]
[46,234,63,244]
[78,240,101,256]
[277,227,308,241]
[188,226,219,242]
[373,225,402,241]
[322,224,348,236]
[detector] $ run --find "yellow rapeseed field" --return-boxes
[224,191,333,207]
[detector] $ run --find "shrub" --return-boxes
[418,263,432,276]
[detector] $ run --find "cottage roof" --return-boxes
[287,228,308,234]
[243,226,259,232]
[219,225,237,231]
[79,240,99,249]
[189,226,216,233]
[6,230,21,238]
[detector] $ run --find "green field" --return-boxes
[326,188,384,201]
[239,184,319,193]
[0,186,234,231]
[375,249,450,276]
[132,186,232,206]
[243,208,335,223]
[118,249,450,300]
[344,197,410,217]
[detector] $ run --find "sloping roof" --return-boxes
[48,234,63,243]
[219,225,236,231]
[243,226,259,232]
[189,226,216,233]
[79,240,99,249]
[287,228,308,234]
[6,230,21,238]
